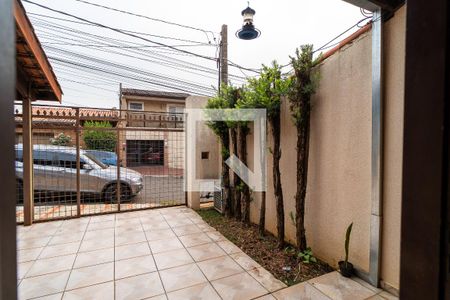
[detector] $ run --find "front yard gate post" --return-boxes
[75,108,81,217]
[117,125,121,211]
[22,96,34,226]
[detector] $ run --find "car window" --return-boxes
[84,153,107,169]
[33,150,57,166]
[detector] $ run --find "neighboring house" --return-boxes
[15,106,119,146]
[119,88,189,169]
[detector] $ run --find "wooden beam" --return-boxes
[400,0,449,298]
[0,0,18,298]
[14,0,62,102]
[22,98,34,226]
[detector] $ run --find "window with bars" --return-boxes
[128,102,143,111]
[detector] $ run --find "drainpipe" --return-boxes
[369,8,383,287]
[353,7,383,288]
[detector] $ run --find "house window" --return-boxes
[168,105,184,115]
[129,102,143,111]
[201,152,209,159]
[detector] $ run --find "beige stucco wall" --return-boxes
[246,6,405,291]
[185,96,220,208]
[380,5,405,290]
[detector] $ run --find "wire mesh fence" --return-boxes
[14,104,185,223]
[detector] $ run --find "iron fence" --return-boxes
[14,104,185,223]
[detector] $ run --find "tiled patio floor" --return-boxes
[17,206,398,300]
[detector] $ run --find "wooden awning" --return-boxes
[15,0,62,102]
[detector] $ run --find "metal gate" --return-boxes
[14,104,185,223]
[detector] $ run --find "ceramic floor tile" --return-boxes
[147,294,168,300]
[78,237,113,253]
[216,240,242,255]
[115,231,147,246]
[230,252,261,271]
[115,225,143,236]
[205,231,226,242]
[18,261,34,280]
[39,242,80,259]
[186,242,227,262]
[149,237,184,254]
[115,255,157,279]
[66,262,114,290]
[142,221,171,231]
[159,263,207,292]
[34,292,64,300]
[26,254,76,278]
[63,281,114,300]
[18,247,44,263]
[89,215,115,223]
[83,228,115,240]
[195,223,215,232]
[307,271,377,300]
[366,292,399,300]
[115,242,151,260]
[153,248,194,270]
[178,233,212,248]
[166,218,194,228]
[48,232,85,246]
[19,229,54,240]
[55,223,88,235]
[17,236,51,250]
[145,229,177,241]
[378,291,399,300]
[172,225,203,237]
[351,276,382,294]
[272,282,331,300]
[115,272,165,300]
[254,295,277,300]
[211,272,268,300]
[83,228,114,241]
[18,270,70,299]
[248,267,287,292]
[166,282,221,300]
[73,248,114,269]
[86,220,115,231]
[197,255,245,281]
[140,217,166,225]
[115,218,142,227]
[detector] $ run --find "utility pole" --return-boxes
[219,24,228,87]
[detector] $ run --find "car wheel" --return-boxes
[16,179,23,204]
[103,183,132,203]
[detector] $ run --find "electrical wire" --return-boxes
[31,19,247,83]
[71,0,218,43]
[24,2,256,79]
[28,13,216,46]
[44,45,216,91]
[23,0,220,62]
[280,15,373,71]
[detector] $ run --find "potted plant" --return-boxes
[339,222,354,277]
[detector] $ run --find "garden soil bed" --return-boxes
[197,208,333,286]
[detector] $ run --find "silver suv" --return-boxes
[15,144,143,202]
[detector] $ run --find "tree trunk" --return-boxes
[230,127,241,220]
[271,113,285,249]
[259,191,266,235]
[259,122,267,235]
[221,131,232,217]
[238,125,250,224]
[295,107,310,250]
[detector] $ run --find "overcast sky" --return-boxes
[23,0,365,108]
